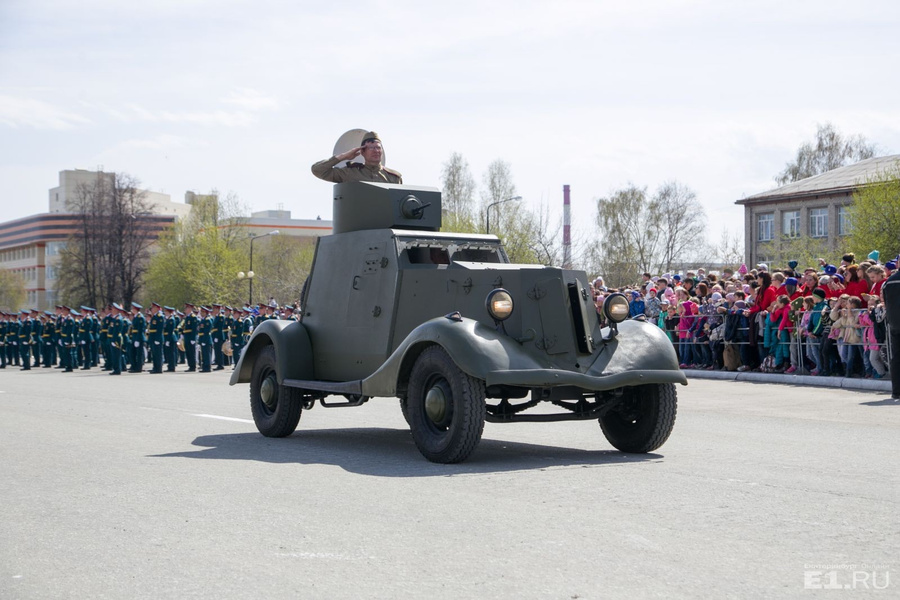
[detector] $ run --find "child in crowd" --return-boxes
[677,301,694,368]
[858,294,886,379]
[644,287,661,321]
[836,296,864,377]
[628,291,646,319]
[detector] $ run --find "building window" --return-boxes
[46,265,57,280]
[782,210,800,238]
[46,242,66,256]
[757,213,774,242]
[810,208,828,238]
[838,206,851,236]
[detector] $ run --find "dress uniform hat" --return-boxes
[131,302,143,310]
[361,131,381,145]
[164,306,174,312]
[212,303,222,308]
[112,303,124,311]
[184,303,195,309]
[152,302,161,309]
[70,310,81,317]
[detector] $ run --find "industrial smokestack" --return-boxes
[563,184,571,268]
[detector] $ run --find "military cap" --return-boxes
[164,305,174,312]
[176,310,184,317]
[184,302,195,308]
[112,302,124,311]
[131,302,143,310]
[20,310,29,315]
[44,311,54,317]
[212,303,222,308]
[30,309,39,314]
[199,305,210,312]
[70,310,81,317]
[361,131,381,145]
[152,302,161,309]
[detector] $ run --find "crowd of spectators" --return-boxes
[590,251,897,379]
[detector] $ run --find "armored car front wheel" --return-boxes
[407,345,486,464]
[250,345,303,437]
[599,383,677,453]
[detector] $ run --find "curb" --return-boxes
[682,369,892,393]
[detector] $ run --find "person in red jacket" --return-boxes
[744,272,776,318]
[842,264,870,299]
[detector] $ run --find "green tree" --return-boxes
[593,185,658,286]
[0,269,26,311]
[848,162,900,262]
[776,123,877,185]
[143,192,247,306]
[248,235,317,308]
[758,235,831,271]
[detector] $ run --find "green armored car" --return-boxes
[231,182,687,463]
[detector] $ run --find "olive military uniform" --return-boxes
[311,156,402,184]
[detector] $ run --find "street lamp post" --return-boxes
[237,230,279,305]
[486,196,522,234]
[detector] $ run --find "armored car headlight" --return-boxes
[603,293,629,324]
[486,288,514,321]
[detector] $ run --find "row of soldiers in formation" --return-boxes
[0,302,287,375]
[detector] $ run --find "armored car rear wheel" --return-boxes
[250,345,303,437]
[407,345,485,464]
[599,383,677,453]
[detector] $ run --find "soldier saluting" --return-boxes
[311,131,402,184]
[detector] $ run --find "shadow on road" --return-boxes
[149,428,662,477]
[859,397,900,406]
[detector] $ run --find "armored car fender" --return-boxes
[230,319,314,386]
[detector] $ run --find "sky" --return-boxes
[2,0,899,256]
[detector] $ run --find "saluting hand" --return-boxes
[336,146,363,162]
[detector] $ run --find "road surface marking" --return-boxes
[193,413,254,424]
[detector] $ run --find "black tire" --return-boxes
[599,383,677,453]
[249,345,303,437]
[399,396,410,426]
[406,345,486,463]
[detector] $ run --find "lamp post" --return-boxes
[486,196,522,234]
[237,230,279,305]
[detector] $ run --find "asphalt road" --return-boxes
[1,368,897,599]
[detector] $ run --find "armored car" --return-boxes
[231,182,687,463]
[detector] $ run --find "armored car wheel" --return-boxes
[407,345,486,464]
[599,383,677,453]
[249,345,303,437]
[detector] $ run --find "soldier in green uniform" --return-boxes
[100,305,112,370]
[89,307,100,367]
[311,131,402,184]
[108,303,125,375]
[0,312,8,369]
[181,303,198,372]
[41,311,56,367]
[59,307,77,372]
[147,302,165,374]
[197,305,213,373]
[29,309,42,366]
[128,303,146,373]
[18,310,33,370]
[77,307,94,370]
[163,306,177,372]
[211,304,226,370]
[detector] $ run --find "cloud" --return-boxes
[119,134,199,150]
[221,88,280,111]
[0,94,91,130]
[124,103,257,127]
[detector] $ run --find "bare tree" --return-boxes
[440,152,477,231]
[776,123,878,185]
[594,185,661,285]
[653,181,706,273]
[57,172,156,307]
